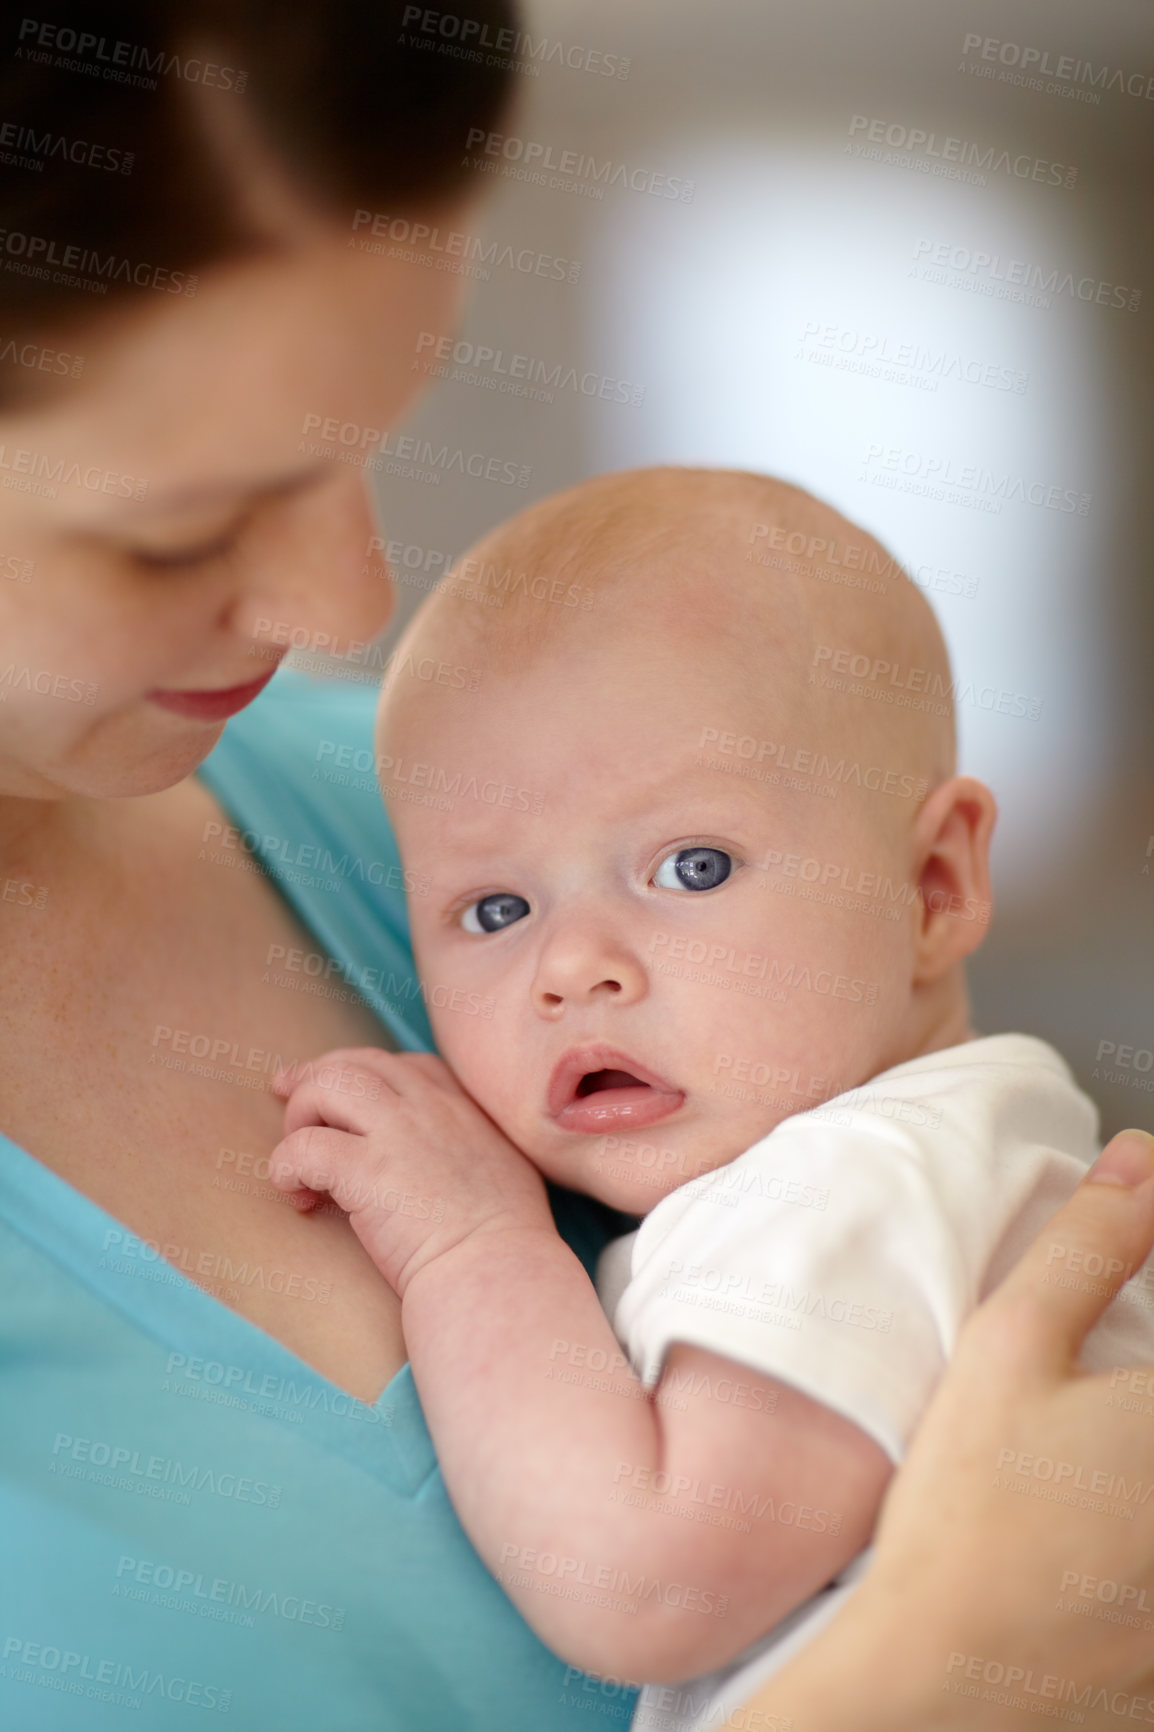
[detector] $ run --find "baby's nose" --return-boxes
[530,928,647,1018]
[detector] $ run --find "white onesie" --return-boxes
[594,1033,1154,1732]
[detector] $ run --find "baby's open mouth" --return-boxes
[548,1048,685,1134]
[576,1068,647,1095]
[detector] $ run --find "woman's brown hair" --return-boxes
[0,0,518,377]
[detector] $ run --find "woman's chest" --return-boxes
[0,785,409,1402]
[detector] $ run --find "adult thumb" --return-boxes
[982,1129,1154,1379]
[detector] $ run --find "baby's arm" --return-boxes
[270,1048,892,1683]
[408,1260,892,1682]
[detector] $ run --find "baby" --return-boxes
[271,468,1154,1725]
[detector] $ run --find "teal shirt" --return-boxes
[0,674,638,1730]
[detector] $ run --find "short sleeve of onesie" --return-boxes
[608,1034,1100,1464]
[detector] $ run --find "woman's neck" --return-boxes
[0,779,200,891]
[0,791,79,876]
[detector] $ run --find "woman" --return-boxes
[1,3,1150,1726]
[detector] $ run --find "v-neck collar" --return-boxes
[0,1127,437,1496]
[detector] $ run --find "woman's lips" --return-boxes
[547,1046,685,1135]
[146,667,279,722]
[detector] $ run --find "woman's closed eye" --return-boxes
[461,891,531,933]
[653,845,733,892]
[121,466,325,573]
[128,524,245,571]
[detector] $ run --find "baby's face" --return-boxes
[380,629,924,1214]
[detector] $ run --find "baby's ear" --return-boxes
[909,776,997,982]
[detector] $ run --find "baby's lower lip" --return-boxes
[555,1086,686,1134]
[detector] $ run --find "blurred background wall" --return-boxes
[354,0,1152,1137]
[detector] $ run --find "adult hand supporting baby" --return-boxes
[729,1127,1154,1732]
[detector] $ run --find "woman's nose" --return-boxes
[225,470,394,649]
[530,921,649,1020]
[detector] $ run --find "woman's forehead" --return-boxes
[0,231,456,530]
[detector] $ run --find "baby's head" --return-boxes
[375,467,995,1214]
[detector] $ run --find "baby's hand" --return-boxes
[268,1049,552,1296]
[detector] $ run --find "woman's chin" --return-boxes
[41,712,230,799]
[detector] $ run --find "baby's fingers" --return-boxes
[273,1047,402,1104]
[280,1067,394,1137]
[269,1125,369,1215]
[280,1185,327,1215]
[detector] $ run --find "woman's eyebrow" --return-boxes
[134,460,329,517]
[77,459,331,527]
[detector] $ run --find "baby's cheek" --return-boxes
[432,1013,514,1124]
[425,1002,471,1076]
[689,987,857,1110]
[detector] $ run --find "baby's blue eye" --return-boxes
[462,892,530,933]
[654,847,733,893]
